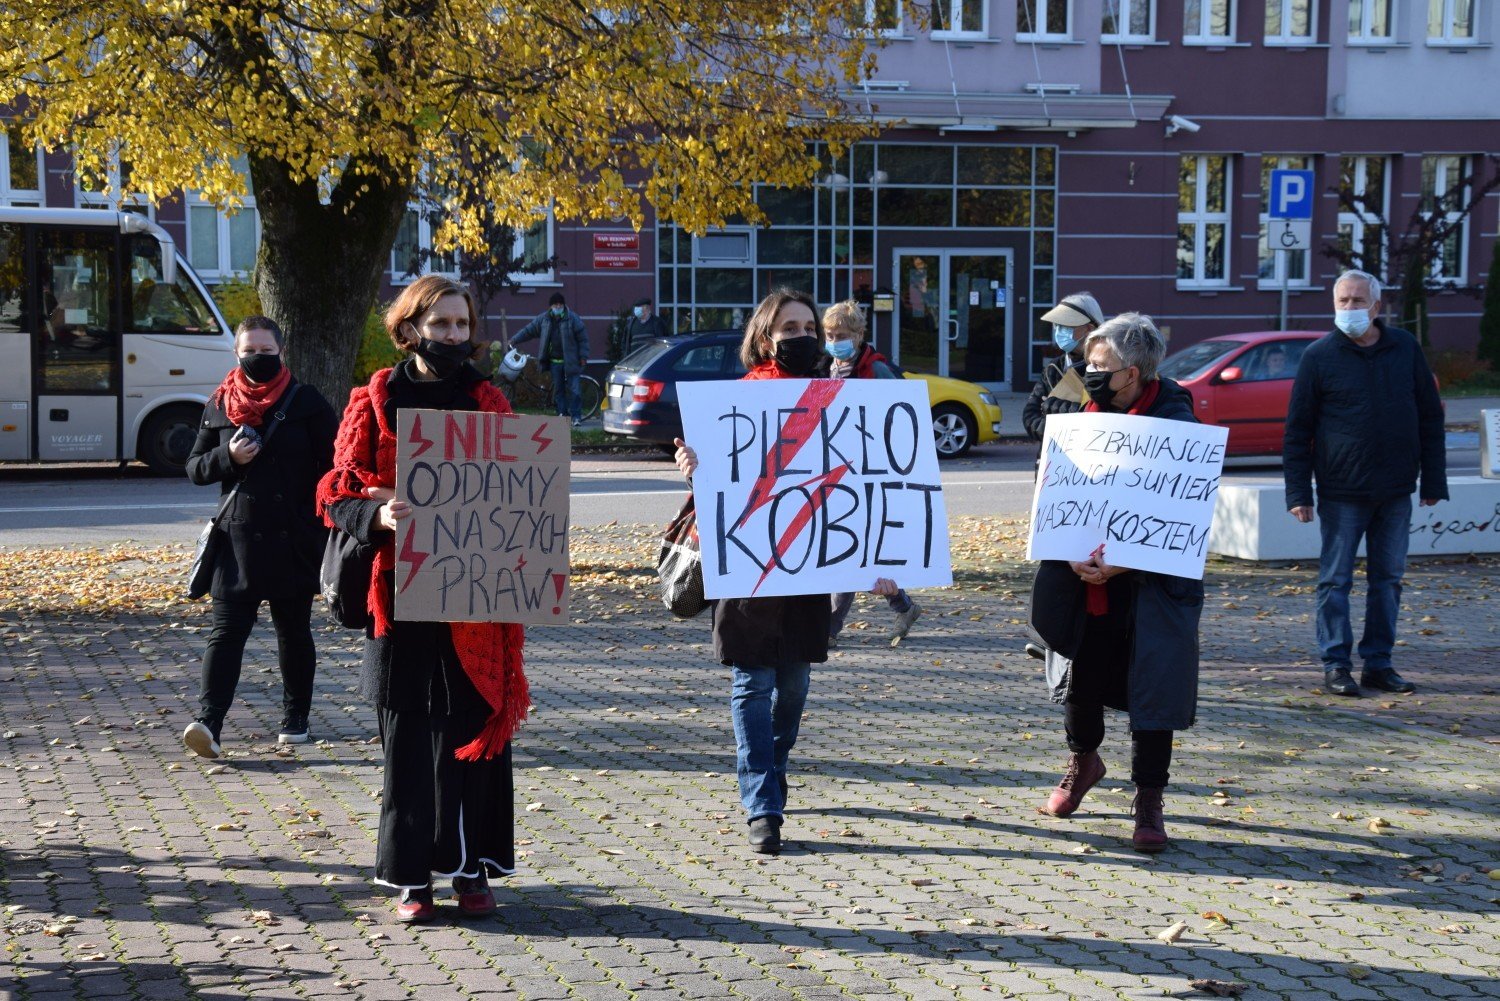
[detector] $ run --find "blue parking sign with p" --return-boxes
[1269,169,1315,220]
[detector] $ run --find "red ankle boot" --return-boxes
[1043,751,1106,817]
[1131,787,1168,853]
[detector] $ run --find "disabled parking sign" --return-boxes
[1269,168,1314,251]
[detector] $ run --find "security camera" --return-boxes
[1165,115,1201,137]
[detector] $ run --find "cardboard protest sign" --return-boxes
[1027,411,1228,579]
[395,409,570,623]
[678,378,952,599]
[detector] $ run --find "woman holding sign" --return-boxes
[316,275,528,922]
[1030,312,1203,854]
[674,288,900,855]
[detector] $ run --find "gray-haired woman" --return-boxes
[1028,312,1204,852]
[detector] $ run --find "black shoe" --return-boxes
[278,712,310,745]
[1025,642,1047,661]
[778,774,789,808]
[748,816,782,854]
[1324,667,1360,697]
[1361,669,1416,694]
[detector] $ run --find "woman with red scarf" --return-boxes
[316,275,527,923]
[1029,312,1204,853]
[183,316,337,759]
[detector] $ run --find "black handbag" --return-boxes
[656,493,708,618]
[1028,559,1087,660]
[320,527,376,629]
[185,384,300,600]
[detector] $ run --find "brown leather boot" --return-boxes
[1043,751,1106,817]
[1131,786,1168,853]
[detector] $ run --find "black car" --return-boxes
[602,331,743,448]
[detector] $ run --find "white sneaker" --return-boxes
[278,714,310,744]
[892,602,922,640]
[183,721,222,759]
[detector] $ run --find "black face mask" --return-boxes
[774,336,822,376]
[414,337,471,379]
[1083,368,1125,409]
[238,352,282,383]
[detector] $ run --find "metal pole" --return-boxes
[1278,248,1289,330]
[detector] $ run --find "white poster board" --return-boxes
[1027,411,1229,579]
[678,378,953,599]
[1481,409,1499,479]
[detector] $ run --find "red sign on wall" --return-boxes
[593,232,640,251]
[593,251,641,270]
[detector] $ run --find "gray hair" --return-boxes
[1084,312,1167,382]
[1335,269,1382,299]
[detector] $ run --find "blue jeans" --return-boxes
[550,360,581,421]
[1316,495,1411,672]
[730,661,811,821]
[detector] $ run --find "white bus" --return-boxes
[0,207,234,474]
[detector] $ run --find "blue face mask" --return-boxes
[1053,325,1080,354]
[550,306,565,318]
[826,339,857,360]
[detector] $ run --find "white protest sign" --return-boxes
[1027,411,1229,579]
[1481,409,1499,479]
[678,378,953,599]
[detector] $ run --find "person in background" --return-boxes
[316,275,529,922]
[624,296,669,355]
[1020,292,1104,660]
[819,299,922,645]
[512,291,590,426]
[1029,313,1203,854]
[1284,269,1447,698]
[183,316,337,759]
[673,288,901,856]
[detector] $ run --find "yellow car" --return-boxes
[907,372,1003,458]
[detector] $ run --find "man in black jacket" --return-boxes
[624,297,669,356]
[1283,269,1447,697]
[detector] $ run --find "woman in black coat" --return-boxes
[182,316,337,759]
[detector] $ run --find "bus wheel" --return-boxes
[139,405,200,476]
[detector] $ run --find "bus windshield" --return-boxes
[127,235,222,334]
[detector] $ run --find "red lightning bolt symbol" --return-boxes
[750,464,850,596]
[397,522,428,594]
[531,420,553,453]
[733,380,844,533]
[408,412,434,458]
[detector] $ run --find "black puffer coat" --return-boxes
[187,381,338,601]
[1283,321,1447,508]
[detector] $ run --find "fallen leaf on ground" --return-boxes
[1200,910,1233,926]
[1157,921,1189,944]
[1189,980,1246,998]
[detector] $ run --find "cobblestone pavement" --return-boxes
[2,522,1497,1000]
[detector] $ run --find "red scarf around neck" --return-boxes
[211,364,292,426]
[1080,378,1161,615]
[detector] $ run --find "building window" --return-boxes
[1348,0,1395,40]
[1266,0,1315,42]
[75,153,152,218]
[866,0,903,34]
[390,208,552,284]
[1422,154,1468,282]
[932,0,986,35]
[1258,155,1312,288]
[1428,0,1476,41]
[1177,155,1230,286]
[1103,0,1155,40]
[1337,156,1386,277]
[1185,0,1235,41]
[1017,0,1071,38]
[187,157,258,280]
[2,126,42,207]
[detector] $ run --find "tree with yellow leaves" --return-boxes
[0,1,884,398]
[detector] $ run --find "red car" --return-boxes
[1156,330,1323,456]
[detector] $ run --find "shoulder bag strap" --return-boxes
[257,382,302,448]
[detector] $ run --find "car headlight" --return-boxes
[978,392,997,406]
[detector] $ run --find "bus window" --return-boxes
[35,228,119,393]
[128,235,223,335]
[0,224,22,334]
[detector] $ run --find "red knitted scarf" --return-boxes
[210,365,292,426]
[1080,379,1161,615]
[315,368,530,762]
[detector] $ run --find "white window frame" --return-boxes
[1265,0,1317,44]
[1184,0,1237,43]
[864,0,905,37]
[1337,155,1388,277]
[1,127,44,207]
[1427,0,1477,42]
[389,207,556,285]
[931,0,988,38]
[1102,0,1156,42]
[74,152,153,218]
[183,156,259,282]
[1017,0,1073,40]
[1348,0,1396,42]
[1177,154,1232,288]
[1257,155,1314,289]
[1422,154,1468,283]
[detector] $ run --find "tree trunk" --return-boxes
[249,156,410,409]
[1399,255,1429,346]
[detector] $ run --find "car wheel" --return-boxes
[931,403,976,459]
[138,405,200,476]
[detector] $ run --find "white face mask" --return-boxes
[1334,309,1372,338]
[632,306,644,319]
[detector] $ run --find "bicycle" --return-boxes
[493,348,603,422]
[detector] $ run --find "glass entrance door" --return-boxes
[892,249,1011,383]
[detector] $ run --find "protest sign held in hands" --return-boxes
[1028,411,1229,579]
[678,378,953,600]
[395,408,570,623]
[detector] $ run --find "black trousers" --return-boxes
[1063,622,1173,789]
[199,594,317,734]
[375,622,515,889]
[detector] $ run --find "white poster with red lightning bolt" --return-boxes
[678,379,953,600]
[394,408,570,623]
